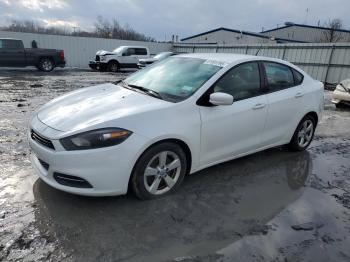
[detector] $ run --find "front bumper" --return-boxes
[331,89,350,105]
[29,118,148,196]
[89,61,107,71]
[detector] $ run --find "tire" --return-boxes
[38,58,54,72]
[288,115,316,151]
[131,142,187,200]
[107,61,119,72]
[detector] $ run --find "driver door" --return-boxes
[199,62,268,166]
[123,48,138,67]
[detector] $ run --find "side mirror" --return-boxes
[122,53,128,56]
[209,92,234,106]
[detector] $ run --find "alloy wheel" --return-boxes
[297,119,314,148]
[143,151,181,195]
[42,59,53,71]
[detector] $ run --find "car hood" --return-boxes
[37,83,168,132]
[96,50,119,56]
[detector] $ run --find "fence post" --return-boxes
[282,45,287,60]
[324,45,335,84]
[245,45,248,54]
[192,45,195,53]
[216,45,219,53]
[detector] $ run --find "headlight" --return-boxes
[100,56,107,61]
[60,128,132,151]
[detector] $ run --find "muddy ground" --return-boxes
[0,68,349,262]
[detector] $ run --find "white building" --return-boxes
[181,27,303,45]
[261,23,350,43]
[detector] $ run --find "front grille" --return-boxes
[53,173,93,188]
[95,55,100,62]
[31,130,55,150]
[38,159,49,170]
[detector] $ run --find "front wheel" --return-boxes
[288,115,316,151]
[107,61,119,72]
[131,143,187,200]
[38,58,54,72]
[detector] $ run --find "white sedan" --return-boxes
[29,53,324,199]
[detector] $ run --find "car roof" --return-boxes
[0,38,21,41]
[119,46,148,49]
[176,53,289,67]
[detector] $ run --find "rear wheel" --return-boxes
[38,58,54,72]
[288,115,316,151]
[107,61,119,72]
[131,143,187,200]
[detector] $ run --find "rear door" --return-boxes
[0,40,25,67]
[260,61,304,146]
[199,61,268,166]
[135,48,148,59]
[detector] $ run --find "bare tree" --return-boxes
[320,19,344,43]
[0,17,155,42]
[93,16,155,41]
[1,19,71,35]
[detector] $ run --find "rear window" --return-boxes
[264,62,294,91]
[292,68,304,85]
[135,48,147,55]
[2,40,23,49]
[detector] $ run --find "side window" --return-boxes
[264,62,294,91]
[135,48,147,55]
[0,40,3,49]
[213,62,261,101]
[3,40,21,49]
[292,68,304,85]
[126,48,136,56]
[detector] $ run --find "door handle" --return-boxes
[252,103,266,110]
[295,92,304,98]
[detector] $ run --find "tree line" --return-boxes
[0,16,156,42]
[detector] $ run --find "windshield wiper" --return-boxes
[125,83,163,100]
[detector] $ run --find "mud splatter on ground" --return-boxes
[0,68,349,262]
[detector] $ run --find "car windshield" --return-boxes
[113,47,124,53]
[153,52,171,59]
[124,57,222,102]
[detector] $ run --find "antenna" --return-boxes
[304,8,309,24]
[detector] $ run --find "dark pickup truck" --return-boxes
[0,38,65,72]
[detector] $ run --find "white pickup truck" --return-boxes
[89,46,150,72]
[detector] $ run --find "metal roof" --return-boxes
[181,27,271,41]
[181,27,306,43]
[261,23,350,34]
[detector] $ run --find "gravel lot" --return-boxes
[0,68,350,262]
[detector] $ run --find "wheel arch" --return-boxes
[108,59,120,65]
[38,56,55,65]
[128,138,193,190]
[304,111,318,126]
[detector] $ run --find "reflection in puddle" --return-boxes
[33,149,315,261]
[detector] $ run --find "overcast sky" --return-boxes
[1,0,350,40]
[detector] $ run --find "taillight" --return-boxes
[59,50,64,60]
